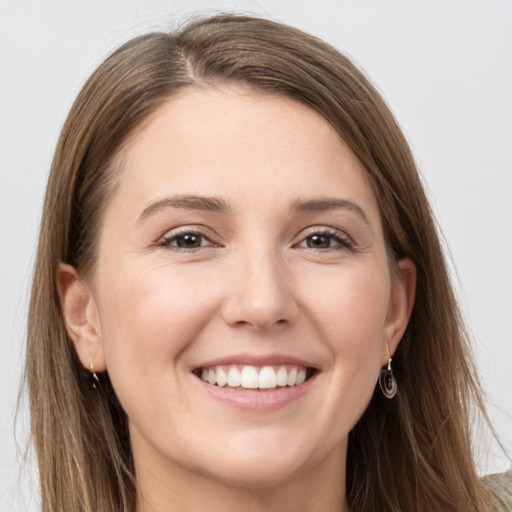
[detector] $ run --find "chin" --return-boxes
[186,430,319,489]
[201,454,306,490]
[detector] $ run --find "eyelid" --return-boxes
[156,226,220,250]
[295,226,354,249]
[155,225,353,251]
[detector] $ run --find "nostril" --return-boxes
[229,317,289,331]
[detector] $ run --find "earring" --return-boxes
[379,358,397,399]
[89,358,100,389]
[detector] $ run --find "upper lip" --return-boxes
[193,353,319,370]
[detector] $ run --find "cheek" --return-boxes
[94,261,219,385]
[299,264,390,405]
[301,262,390,348]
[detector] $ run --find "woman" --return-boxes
[26,13,511,512]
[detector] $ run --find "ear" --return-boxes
[382,258,416,365]
[57,263,107,372]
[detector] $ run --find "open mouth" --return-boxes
[193,364,317,391]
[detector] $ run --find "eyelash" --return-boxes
[297,227,353,251]
[157,228,217,251]
[157,227,353,252]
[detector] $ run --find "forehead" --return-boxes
[111,86,380,224]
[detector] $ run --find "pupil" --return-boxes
[308,234,329,248]
[178,234,200,248]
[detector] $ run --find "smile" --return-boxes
[195,364,316,390]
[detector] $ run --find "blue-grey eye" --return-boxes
[174,233,204,248]
[306,234,332,249]
[298,230,352,250]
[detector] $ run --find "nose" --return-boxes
[221,247,299,331]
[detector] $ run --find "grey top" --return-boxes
[484,467,512,510]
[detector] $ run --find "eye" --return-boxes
[158,230,214,250]
[297,229,353,250]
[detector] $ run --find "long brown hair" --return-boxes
[27,13,507,511]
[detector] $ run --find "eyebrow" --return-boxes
[137,194,232,223]
[291,197,370,225]
[137,194,370,227]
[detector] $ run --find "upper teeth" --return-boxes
[200,365,308,389]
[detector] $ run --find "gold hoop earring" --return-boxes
[89,358,100,389]
[379,358,397,399]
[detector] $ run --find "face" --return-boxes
[64,86,414,491]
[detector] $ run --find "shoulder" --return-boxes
[483,467,512,511]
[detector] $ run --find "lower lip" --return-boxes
[196,373,318,411]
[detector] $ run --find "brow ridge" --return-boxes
[137,194,232,223]
[137,194,369,226]
[291,197,369,225]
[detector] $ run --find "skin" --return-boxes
[59,86,416,512]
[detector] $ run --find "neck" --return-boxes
[133,439,349,512]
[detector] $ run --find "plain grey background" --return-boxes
[1,1,511,509]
